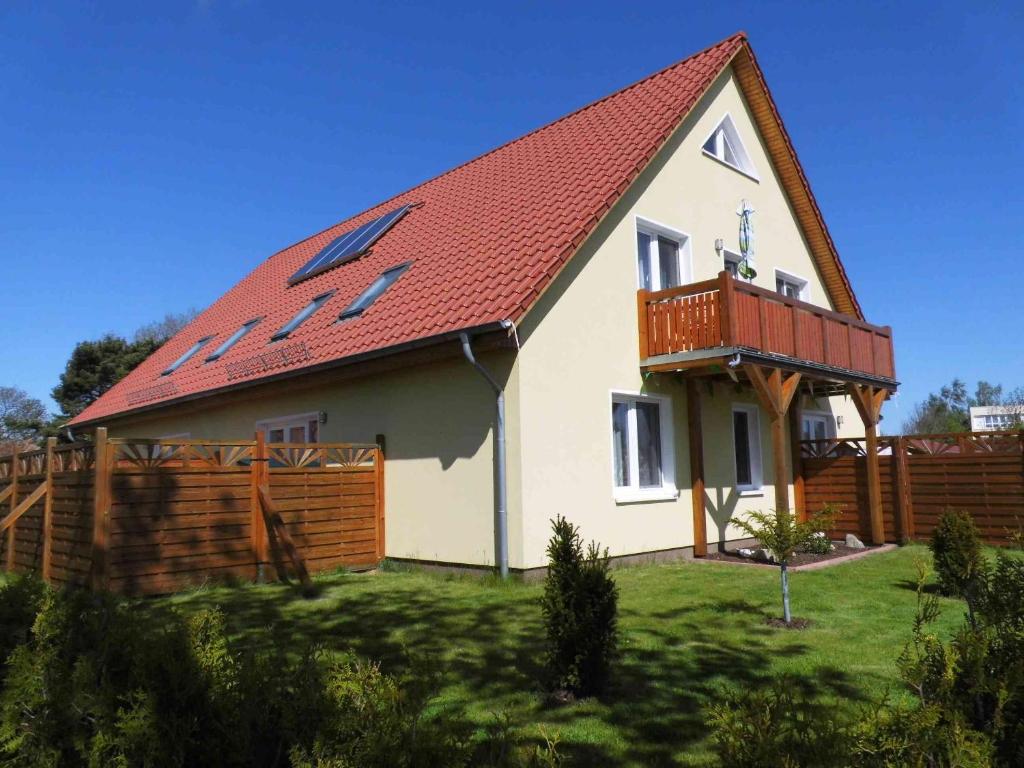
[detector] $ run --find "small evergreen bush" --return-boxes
[929,508,987,597]
[0,575,47,681]
[541,515,619,699]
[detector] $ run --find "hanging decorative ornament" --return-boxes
[737,199,757,280]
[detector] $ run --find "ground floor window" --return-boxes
[256,412,320,443]
[732,404,763,491]
[801,411,836,441]
[611,392,675,501]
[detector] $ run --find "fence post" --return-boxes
[5,448,18,572]
[90,428,112,591]
[374,437,386,562]
[892,436,914,543]
[41,437,56,582]
[251,432,269,582]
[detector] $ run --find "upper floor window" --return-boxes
[636,219,690,292]
[775,269,809,302]
[338,263,411,321]
[611,391,676,502]
[702,114,758,180]
[161,336,213,376]
[271,291,334,342]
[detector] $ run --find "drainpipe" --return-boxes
[459,329,509,578]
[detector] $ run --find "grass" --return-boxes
[147,544,967,767]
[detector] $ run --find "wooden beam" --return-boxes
[686,379,707,557]
[90,427,112,591]
[744,365,801,512]
[789,403,806,522]
[0,483,48,533]
[42,437,55,582]
[250,432,269,581]
[846,384,886,544]
[0,485,11,507]
[6,449,18,572]
[374,438,386,561]
[892,435,914,543]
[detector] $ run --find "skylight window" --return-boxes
[702,114,758,179]
[205,318,261,362]
[288,205,413,285]
[338,263,411,321]
[271,292,334,342]
[162,336,214,375]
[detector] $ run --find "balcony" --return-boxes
[637,271,895,389]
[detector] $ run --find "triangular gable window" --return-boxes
[702,114,758,179]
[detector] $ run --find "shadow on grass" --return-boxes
[160,573,867,767]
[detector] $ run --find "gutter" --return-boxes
[70,321,511,428]
[459,326,510,579]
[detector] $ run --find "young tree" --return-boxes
[0,387,49,454]
[733,507,835,625]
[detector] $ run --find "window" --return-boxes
[984,414,1016,430]
[636,220,689,291]
[256,413,320,443]
[801,412,835,441]
[206,318,261,362]
[271,291,334,342]
[339,263,411,321]
[732,404,763,491]
[161,336,213,375]
[775,270,809,301]
[611,392,676,502]
[702,114,758,179]
[723,249,742,278]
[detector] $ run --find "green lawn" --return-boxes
[152,545,967,767]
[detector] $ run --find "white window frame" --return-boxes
[634,217,692,292]
[721,247,757,281]
[731,403,763,493]
[800,410,836,441]
[774,268,810,302]
[256,411,321,443]
[701,113,760,181]
[609,390,678,504]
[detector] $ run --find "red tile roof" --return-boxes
[73,32,778,425]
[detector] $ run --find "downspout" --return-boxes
[459,328,509,579]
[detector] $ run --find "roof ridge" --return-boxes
[260,31,748,266]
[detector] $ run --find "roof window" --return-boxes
[338,263,411,321]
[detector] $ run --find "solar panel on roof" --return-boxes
[288,205,412,285]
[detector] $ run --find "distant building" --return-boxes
[970,405,1023,432]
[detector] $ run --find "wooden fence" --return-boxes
[0,430,383,595]
[801,431,1024,545]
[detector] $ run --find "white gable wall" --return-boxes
[514,65,863,567]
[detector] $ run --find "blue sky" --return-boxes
[1,1,1021,429]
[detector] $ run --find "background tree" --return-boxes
[0,387,49,454]
[902,378,1024,433]
[50,309,198,421]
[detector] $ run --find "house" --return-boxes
[69,33,897,575]
[969,405,1022,432]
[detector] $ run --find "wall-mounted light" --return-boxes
[836,415,844,429]
[714,238,724,254]
[318,411,328,424]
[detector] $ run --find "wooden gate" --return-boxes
[0,431,384,595]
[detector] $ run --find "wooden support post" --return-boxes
[6,449,19,572]
[374,434,386,562]
[847,384,888,544]
[251,432,269,581]
[41,437,56,582]
[746,365,802,512]
[892,435,914,543]
[686,379,707,557]
[718,271,736,346]
[90,427,112,591]
[789,403,806,521]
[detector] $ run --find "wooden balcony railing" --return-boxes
[638,271,895,380]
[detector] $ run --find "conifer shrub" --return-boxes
[930,508,987,597]
[540,515,619,699]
